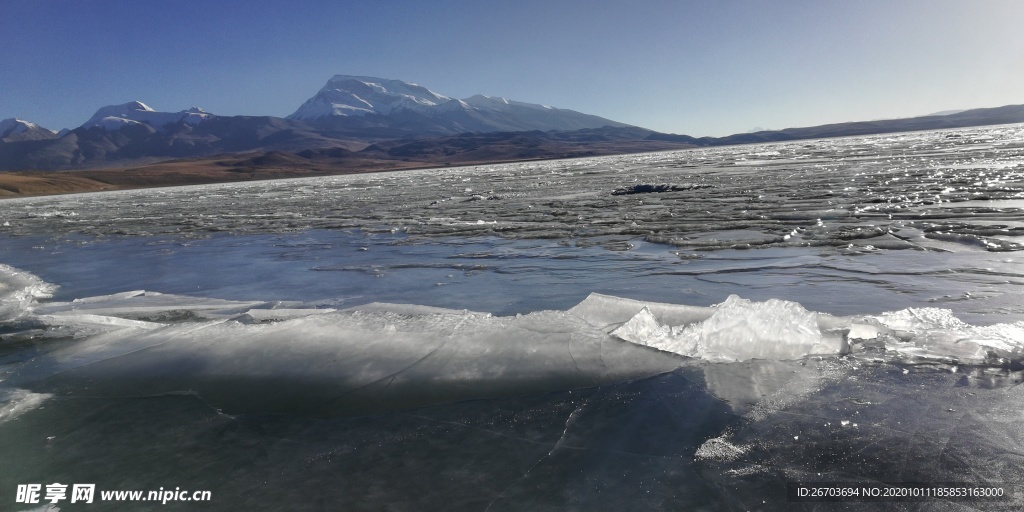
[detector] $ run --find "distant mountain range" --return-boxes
[0,75,633,171]
[2,75,1024,172]
[646,104,1024,146]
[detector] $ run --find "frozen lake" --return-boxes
[2,124,1024,510]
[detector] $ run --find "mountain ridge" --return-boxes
[290,75,632,134]
[647,104,1024,145]
[1,75,1023,174]
[0,75,636,171]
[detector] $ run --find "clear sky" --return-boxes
[2,0,1022,136]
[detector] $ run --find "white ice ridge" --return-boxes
[6,291,683,415]
[0,264,55,322]
[573,293,844,362]
[574,293,1024,364]
[3,267,1023,416]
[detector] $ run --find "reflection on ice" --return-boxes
[699,359,829,417]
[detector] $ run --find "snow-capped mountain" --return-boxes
[290,75,453,119]
[0,118,57,142]
[4,72,1024,174]
[0,76,642,171]
[288,75,630,133]
[81,101,213,131]
[462,94,554,112]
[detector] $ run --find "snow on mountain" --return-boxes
[1,118,31,135]
[95,117,148,131]
[287,75,630,133]
[0,75,634,171]
[289,76,567,121]
[0,118,57,141]
[81,102,213,131]
[462,94,554,112]
[289,75,452,120]
[1,118,50,135]
[433,98,473,113]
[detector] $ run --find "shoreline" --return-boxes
[0,142,694,200]
[6,118,1023,201]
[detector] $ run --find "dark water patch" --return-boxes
[0,369,742,511]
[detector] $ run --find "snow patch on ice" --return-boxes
[0,388,53,424]
[695,435,749,462]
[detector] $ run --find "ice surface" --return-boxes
[237,307,337,323]
[7,359,1020,511]
[12,305,684,415]
[0,388,52,425]
[3,124,1022,259]
[2,124,1023,507]
[2,266,1020,420]
[32,290,272,321]
[340,301,488,316]
[18,504,60,512]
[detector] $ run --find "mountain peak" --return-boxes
[81,102,213,131]
[127,101,154,112]
[0,117,57,141]
[290,75,452,120]
[287,74,627,133]
[1,118,28,132]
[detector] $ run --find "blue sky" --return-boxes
[2,0,1022,136]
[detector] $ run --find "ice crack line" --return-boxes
[482,398,589,512]
[400,411,690,459]
[566,336,583,376]
[46,320,227,379]
[318,339,449,408]
[397,413,555,448]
